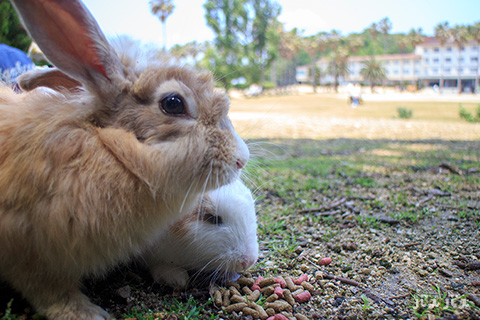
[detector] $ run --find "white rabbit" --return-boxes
[0,0,249,319]
[142,179,259,289]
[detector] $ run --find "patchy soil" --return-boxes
[1,91,480,319]
[1,138,479,320]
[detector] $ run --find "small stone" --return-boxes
[116,285,131,299]
[360,268,371,275]
[342,242,358,251]
[300,264,309,272]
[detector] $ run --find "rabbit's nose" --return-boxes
[236,255,257,272]
[233,131,249,169]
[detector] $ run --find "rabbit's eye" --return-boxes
[202,213,223,225]
[160,94,185,115]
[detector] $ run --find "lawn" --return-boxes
[1,91,479,320]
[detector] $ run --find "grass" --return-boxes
[122,296,218,320]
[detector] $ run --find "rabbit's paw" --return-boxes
[44,293,110,320]
[152,264,189,289]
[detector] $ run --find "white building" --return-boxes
[296,37,480,92]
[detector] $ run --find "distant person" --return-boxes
[348,83,362,108]
[0,43,35,90]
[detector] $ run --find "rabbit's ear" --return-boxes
[18,68,82,92]
[11,0,123,92]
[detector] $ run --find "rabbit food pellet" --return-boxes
[215,274,313,319]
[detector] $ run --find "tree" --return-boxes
[368,23,380,55]
[450,24,469,93]
[434,22,450,92]
[204,0,248,91]
[150,0,175,50]
[360,57,386,93]
[327,37,349,93]
[0,0,31,51]
[301,33,328,92]
[276,27,302,87]
[378,17,392,54]
[246,0,281,86]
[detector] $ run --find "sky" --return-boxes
[82,0,480,49]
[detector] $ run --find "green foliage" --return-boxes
[397,107,413,119]
[122,296,217,320]
[459,104,480,123]
[0,300,17,320]
[202,0,281,90]
[360,57,387,90]
[0,0,31,51]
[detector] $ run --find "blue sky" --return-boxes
[82,0,480,49]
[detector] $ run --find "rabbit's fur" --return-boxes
[143,179,258,289]
[0,0,249,319]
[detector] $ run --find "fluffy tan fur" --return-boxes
[0,63,241,320]
[1,1,248,318]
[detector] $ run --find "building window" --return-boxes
[471,68,478,73]
[404,69,410,74]
[445,68,451,73]
[446,47,452,52]
[459,68,463,73]
[394,69,399,74]
[394,60,399,65]
[472,46,479,51]
[459,57,464,63]
[424,58,429,63]
[461,46,466,51]
[433,58,439,63]
[434,47,440,52]
[471,57,478,63]
[432,68,438,73]
[445,57,451,63]
[414,69,420,74]
[425,48,429,53]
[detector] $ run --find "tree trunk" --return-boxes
[311,60,317,93]
[272,59,278,88]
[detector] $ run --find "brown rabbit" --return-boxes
[0,0,249,319]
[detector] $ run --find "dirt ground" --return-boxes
[1,90,479,320]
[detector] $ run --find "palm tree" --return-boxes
[327,45,349,93]
[368,23,379,55]
[360,57,386,93]
[378,17,392,54]
[468,22,480,93]
[434,22,450,92]
[149,0,175,50]
[450,25,469,93]
[277,27,301,87]
[301,33,329,92]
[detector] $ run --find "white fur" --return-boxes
[143,179,258,289]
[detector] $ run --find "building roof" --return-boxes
[420,36,477,47]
